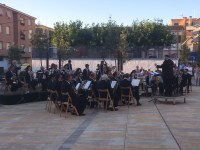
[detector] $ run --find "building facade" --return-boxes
[0,3,36,73]
[170,16,200,54]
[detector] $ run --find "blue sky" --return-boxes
[1,0,199,28]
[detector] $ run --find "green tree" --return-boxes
[31,28,49,67]
[129,20,174,58]
[118,28,128,71]
[103,18,121,58]
[180,30,190,62]
[52,22,70,68]
[8,46,21,63]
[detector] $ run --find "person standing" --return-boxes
[10,60,21,77]
[82,64,90,81]
[65,60,72,72]
[156,55,175,96]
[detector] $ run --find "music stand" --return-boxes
[111,81,117,89]
[82,81,91,90]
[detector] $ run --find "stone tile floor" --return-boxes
[0,86,200,150]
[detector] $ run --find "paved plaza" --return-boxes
[0,87,200,150]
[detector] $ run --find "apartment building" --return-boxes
[170,16,200,53]
[0,3,36,73]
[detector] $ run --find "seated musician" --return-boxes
[61,73,87,115]
[179,69,188,94]
[156,70,164,95]
[119,73,141,106]
[110,71,120,108]
[47,73,62,102]
[36,66,48,91]
[97,74,118,110]
[24,65,37,90]
[88,72,98,98]
[5,65,22,91]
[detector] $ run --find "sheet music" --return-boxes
[131,79,140,86]
[75,83,81,91]
[83,81,91,90]
[111,81,117,89]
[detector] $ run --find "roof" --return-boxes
[166,25,184,31]
[0,3,36,19]
[36,24,54,32]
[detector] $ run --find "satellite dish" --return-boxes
[24,48,29,53]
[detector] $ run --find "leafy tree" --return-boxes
[180,30,190,62]
[8,45,21,63]
[103,18,121,58]
[52,22,70,68]
[31,28,49,67]
[118,28,128,71]
[129,20,174,58]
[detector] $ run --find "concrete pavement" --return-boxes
[0,86,200,150]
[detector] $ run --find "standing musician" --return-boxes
[82,64,90,81]
[5,65,22,91]
[64,60,72,73]
[10,60,21,77]
[155,55,175,96]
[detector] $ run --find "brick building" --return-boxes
[170,16,200,53]
[0,3,36,73]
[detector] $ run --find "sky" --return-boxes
[1,0,199,28]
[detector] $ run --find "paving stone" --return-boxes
[1,86,200,150]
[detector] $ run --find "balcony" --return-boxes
[21,52,32,58]
[0,50,8,57]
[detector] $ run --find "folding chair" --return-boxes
[61,92,79,117]
[87,88,98,108]
[121,86,135,106]
[97,89,115,111]
[47,90,61,114]
[45,89,51,110]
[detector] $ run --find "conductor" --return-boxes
[155,55,175,96]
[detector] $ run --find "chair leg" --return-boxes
[60,103,63,117]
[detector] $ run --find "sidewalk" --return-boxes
[0,86,200,150]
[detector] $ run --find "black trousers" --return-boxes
[163,77,172,96]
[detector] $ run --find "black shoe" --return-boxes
[80,113,85,116]
[137,103,142,106]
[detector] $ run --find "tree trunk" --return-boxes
[59,56,61,69]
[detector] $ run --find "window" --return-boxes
[6,11,11,18]
[28,19,32,25]
[20,17,25,25]
[20,30,25,40]
[29,47,32,52]
[174,23,179,26]
[0,8,3,16]
[29,30,32,39]
[6,26,10,35]
[6,42,11,50]
[0,41,2,50]
[0,25,2,33]
[21,44,25,49]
